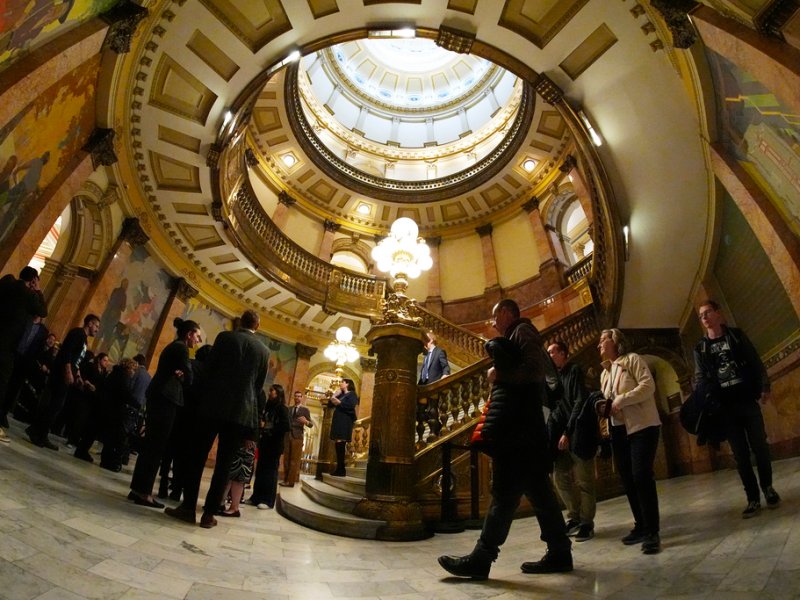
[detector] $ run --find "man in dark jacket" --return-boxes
[166,310,269,529]
[694,300,780,518]
[439,299,572,580]
[547,341,596,542]
[418,332,450,385]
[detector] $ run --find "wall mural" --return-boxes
[0,0,117,70]
[181,298,298,392]
[94,245,172,362]
[706,49,800,239]
[0,54,100,246]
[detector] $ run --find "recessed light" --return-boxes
[522,159,536,172]
[356,203,371,215]
[282,154,297,167]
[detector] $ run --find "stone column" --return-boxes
[272,191,296,230]
[522,197,566,294]
[358,356,377,420]
[476,224,502,306]
[145,278,198,369]
[77,217,148,333]
[42,264,94,340]
[318,220,340,262]
[559,154,594,222]
[291,343,317,394]
[353,323,427,540]
[423,236,443,315]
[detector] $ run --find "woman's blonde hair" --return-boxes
[601,328,629,355]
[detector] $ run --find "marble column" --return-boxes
[272,191,295,230]
[291,343,317,394]
[476,224,502,306]
[75,218,148,335]
[560,154,594,222]
[318,220,340,262]
[522,197,566,294]
[423,237,443,315]
[145,278,198,369]
[358,356,377,421]
[354,323,427,540]
[42,264,94,341]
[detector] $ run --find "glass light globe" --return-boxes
[335,326,353,343]
[391,217,418,240]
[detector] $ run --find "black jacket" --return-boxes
[694,326,769,402]
[146,339,192,406]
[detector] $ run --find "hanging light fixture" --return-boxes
[323,326,360,377]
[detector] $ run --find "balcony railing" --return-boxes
[407,302,486,366]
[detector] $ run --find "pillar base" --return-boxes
[353,498,430,541]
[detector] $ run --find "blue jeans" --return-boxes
[611,424,660,535]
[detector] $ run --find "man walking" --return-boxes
[165,310,269,528]
[547,341,597,542]
[418,332,450,385]
[694,300,780,518]
[438,299,571,580]
[279,391,314,487]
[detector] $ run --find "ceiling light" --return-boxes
[522,159,537,172]
[579,110,603,147]
[223,110,233,125]
[356,203,371,215]
[285,50,301,63]
[368,28,416,39]
[282,154,297,167]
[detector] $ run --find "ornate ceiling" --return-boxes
[108,0,710,347]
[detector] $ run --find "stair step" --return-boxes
[302,478,362,513]
[277,484,386,540]
[322,473,365,495]
[348,465,366,478]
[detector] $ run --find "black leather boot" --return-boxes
[438,546,494,580]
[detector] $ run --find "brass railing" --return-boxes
[225,182,386,318]
[407,302,486,366]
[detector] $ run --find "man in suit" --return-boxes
[418,332,450,385]
[165,310,269,529]
[279,390,314,487]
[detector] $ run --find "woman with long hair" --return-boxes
[128,317,201,508]
[597,328,662,554]
[329,378,358,477]
[247,384,291,509]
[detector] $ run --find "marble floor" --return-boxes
[1,419,798,600]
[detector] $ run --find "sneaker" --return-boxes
[575,524,594,542]
[0,427,10,444]
[520,550,573,574]
[565,519,581,536]
[621,528,645,545]
[764,487,781,508]
[641,533,661,554]
[438,551,493,580]
[742,500,761,519]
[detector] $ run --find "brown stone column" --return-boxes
[423,237,443,315]
[291,343,317,394]
[522,197,566,294]
[358,356,377,421]
[42,264,94,341]
[318,220,340,261]
[272,191,295,230]
[475,225,502,307]
[77,217,149,333]
[146,278,198,369]
[354,323,427,540]
[560,154,594,222]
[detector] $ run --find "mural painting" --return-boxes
[0,54,100,246]
[706,49,800,239]
[0,0,117,70]
[94,245,172,362]
[181,297,233,349]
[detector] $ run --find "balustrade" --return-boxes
[565,254,593,284]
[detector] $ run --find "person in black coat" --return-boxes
[248,384,291,509]
[418,332,450,385]
[100,358,139,471]
[329,378,358,476]
[128,317,201,508]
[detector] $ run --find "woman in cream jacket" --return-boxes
[598,328,662,555]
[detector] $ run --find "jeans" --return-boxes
[553,450,596,526]
[477,449,570,558]
[611,424,660,535]
[722,400,772,502]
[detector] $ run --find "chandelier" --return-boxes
[323,326,360,376]
[371,218,432,325]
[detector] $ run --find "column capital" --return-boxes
[360,356,377,372]
[295,343,317,359]
[522,196,540,213]
[120,217,149,246]
[649,0,699,49]
[101,0,149,54]
[244,147,259,168]
[425,236,441,247]
[206,143,223,169]
[82,128,118,169]
[533,74,564,105]
[558,154,578,173]
[278,190,297,207]
[175,277,198,302]
[323,219,341,233]
[435,25,476,54]
[475,223,493,237]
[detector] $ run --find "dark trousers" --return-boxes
[611,424,661,535]
[180,418,247,515]
[251,448,281,507]
[0,354,31,419]
[723,401,773,501]
[102,405,138,469]
[30,379,69,440]
[477,449,570,558]
[130,400,177,496]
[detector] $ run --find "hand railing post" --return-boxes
[434,440,465,533]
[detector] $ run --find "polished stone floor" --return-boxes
[1,418,798,600]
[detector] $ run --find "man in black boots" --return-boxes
[438,299,572,580]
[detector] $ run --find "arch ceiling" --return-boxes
[108,0,709,346]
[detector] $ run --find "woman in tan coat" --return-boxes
[597,328,662,555]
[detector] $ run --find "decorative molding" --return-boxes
[323,219,341,233]
[754,0,800,40]
[559,154,577,173]
[82,128,118,169]
[206,143,222,169]
[119,217,149,246]
[649,0,699,49]
[533,74,563,105]
[522,196,540,212]
[244,147,259,168]
[175,277,199,302]
[100,0,149,54]
[435,25,476,54]
[296,343,318,359]
[278,190,297,207]
[475,223,493,236]
[425,236,442,247]
[360,356,377,372]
